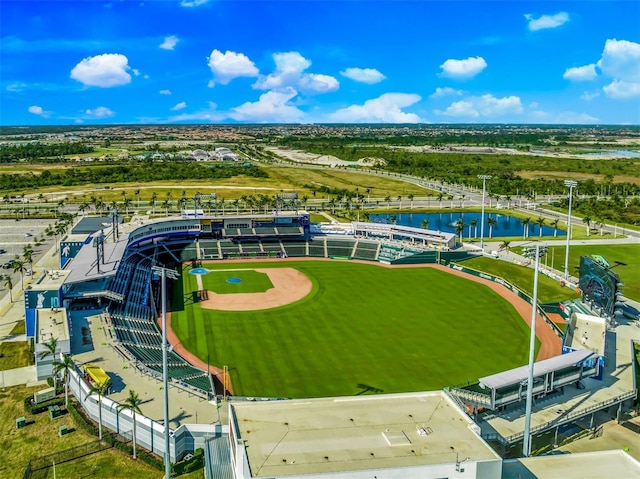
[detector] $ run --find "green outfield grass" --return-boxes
[191,269,273,294]
[170,261,533,398]
[462,257,580,304]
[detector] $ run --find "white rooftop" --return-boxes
[231,391,500,477]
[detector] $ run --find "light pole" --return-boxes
[563,180,577,281]
[151,265,180,479]
[478,175,492,251]
[521,243,548,457]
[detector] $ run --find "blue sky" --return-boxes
[2,1,639,125]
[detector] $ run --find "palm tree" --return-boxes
[384,195,391,208]
[12,258,25,289]
[437,192,444,208]
[536,217,545,237]
[455,218,465,242]
[551,218,560,237]
[487,216,496,238]
[54,354,74,407]
[521,217,531,239]
[420,219,430,230]
[397,195,402,209]
[470,218,478,238]
[38,337,59,388]
[162,200,170,217]
[408,193,414,209]
[498,240,511,257]
[459,194,466,208]
[134,189,141,208]
[85,381,110,440]
[583,215,592,236]
[151,192,158,215]
[3,275,13,303]
[118,390,143,459]
[23,245,34,271]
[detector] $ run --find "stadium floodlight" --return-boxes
[477,175,492,251]
[521,243,548,457]
[151,265,180,479]
[563,180,578,281]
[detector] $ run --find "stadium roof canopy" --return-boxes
[479,349,594,390]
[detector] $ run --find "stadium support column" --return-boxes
[151,265,179,479]
[522,243,547,457]
[563,180,577,281]
[478,175,491,251]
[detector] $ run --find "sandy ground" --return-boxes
[163,257,562,395]
[199,267,313,311]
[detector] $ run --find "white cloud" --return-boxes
[525,12,569,31]
[180,0,208,6]
[159,89,171,95]
[436,94,523,118]
[207,49,259,86]
[164,102,222,123]
[554,111,599,123]
[602,80,640,99]
[329,93,422,123]
[7,83,27,92]
[430,87,464,98]
[160,35,179,50]
[254,51,339,94]
[70,53,132,87]
[563,64,597,81]
[339,67,386,84]
[597,39,640,82]
[299,73,339,93]
[439,56,487,79]
[581,91,600,101]
[28,105,51,118]
[230,87,305,123]
[85,106,115,118]
[171,101,187,111]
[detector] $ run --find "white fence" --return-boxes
[68,369,226,461]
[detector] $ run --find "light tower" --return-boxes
[151,265,180,479]
[563,180,578,281]
[521,243,548,457]
[478,174,492,251]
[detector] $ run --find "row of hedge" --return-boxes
[23,396,64,415]
[66,401,164,471]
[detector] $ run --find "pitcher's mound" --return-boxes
[200,268,312,311]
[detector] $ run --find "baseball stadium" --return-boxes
[22,208,639,479]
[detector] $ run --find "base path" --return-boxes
[200,267,312,311]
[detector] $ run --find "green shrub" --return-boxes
[172,448,204,476]
[67,401,99,437]
[23,396,64,414]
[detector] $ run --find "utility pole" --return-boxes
[522,243,548,457]
[563,180,577,281]
[151,265,180,479]
[478,175,492,251]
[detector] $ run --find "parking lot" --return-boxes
[0,218,58,303]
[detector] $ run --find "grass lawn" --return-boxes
[171,261,532,398]
[10,320,26,335]
[192,269,273,294]
[0,342,30,370]
[0,385,161,479]
[529,243,640,302]
[462,256,580,304]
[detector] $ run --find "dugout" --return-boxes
[452,350,598,410]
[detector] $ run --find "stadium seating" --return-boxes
[353,240,380,261]
[326,239,355,258]
[308,239,326,257]
[281,241,307,257]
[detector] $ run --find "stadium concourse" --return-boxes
[1,212,640,479]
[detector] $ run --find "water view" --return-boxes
[369,212,566,239]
